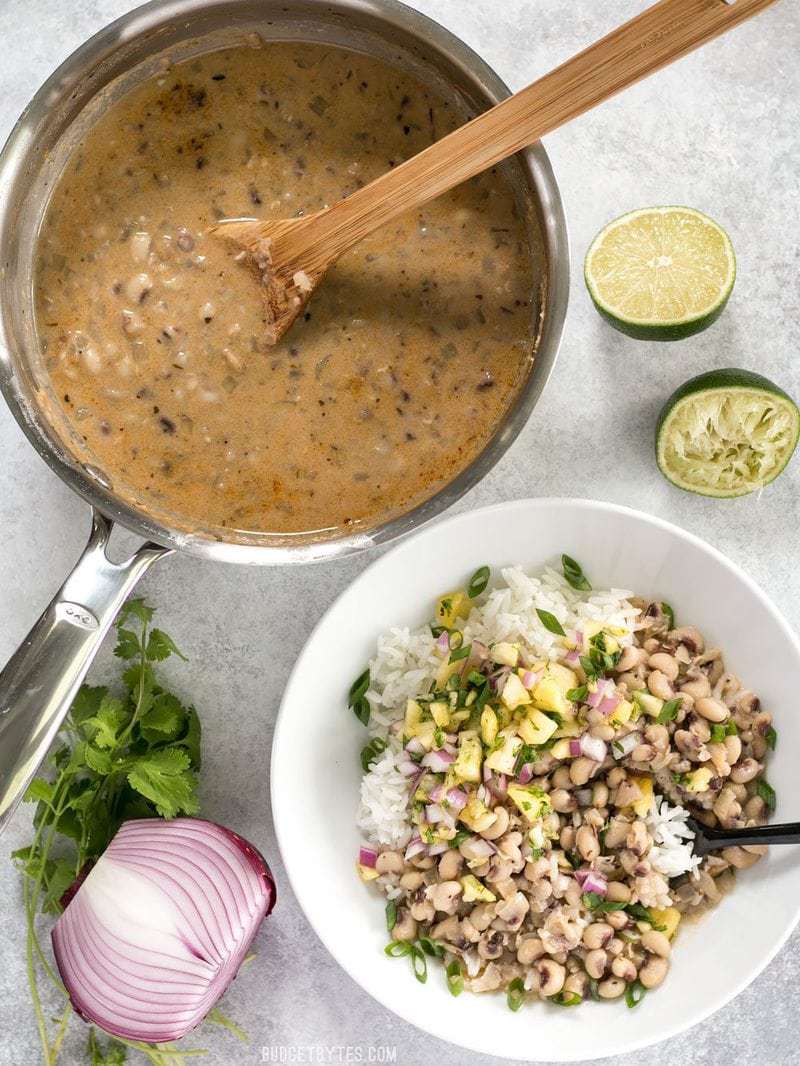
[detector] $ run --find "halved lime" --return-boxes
[657,369,800,497]
[585,207,736,340]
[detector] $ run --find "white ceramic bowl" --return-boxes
[271,498,800,1060]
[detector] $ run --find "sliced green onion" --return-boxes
[348,668,370,706]
[466,670,485,687]
[384,940,411,958]
[765,725,777,751]
[661,602,675,630]
[446,960,464,997]
[385,901,397,932]
[449,644,471,663]
[506,977,525,1011]
[418,937,444,958]
[410,945,428,983]
[430,625,448,638]
[467,565,491,598]
[536,609,566,636]
[449,630,464,650]
[561,554,591,591]
[360,736,387,772]
[550,991,582,1006]
[757,778,776,812]
[625,980,647,1008]
[656,697,682,725]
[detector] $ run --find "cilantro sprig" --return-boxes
[11,600,242,1066]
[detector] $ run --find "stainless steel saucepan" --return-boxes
[0,0,568,831]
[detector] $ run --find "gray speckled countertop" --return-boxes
[1,1,799,1063]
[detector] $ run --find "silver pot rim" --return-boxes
[0,0,569,565]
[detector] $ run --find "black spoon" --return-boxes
[688,819,800,857]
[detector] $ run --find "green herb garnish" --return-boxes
[467,565,491,598]
[449,644,471,663]
[385,901,397,933]
[661,602,675,630]
[445,960,464,996]
[765,725,778,751]
[349,667,371,706]
[536,609,566,636]
[507,977,526,1011]
[656,697,682,724]
[757,778,777,812]
[625,903,666,930]
[561,554,591,591]
[361,736,387,772]
[567,685,588,702]
[550,991,582,1006]
[625,980,647,1008]
[582,893,627,913]
[450,829,470,849]
[709,720,738,744]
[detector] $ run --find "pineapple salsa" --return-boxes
[353,558,776,1007]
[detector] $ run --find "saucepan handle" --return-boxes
[0,510,170,833]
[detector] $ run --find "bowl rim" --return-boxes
[271,496,800,1060]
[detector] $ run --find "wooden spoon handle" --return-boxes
[312,0,778,257]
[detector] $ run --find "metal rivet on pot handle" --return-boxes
[0,510,170,834]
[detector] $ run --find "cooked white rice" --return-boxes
[647,797,702,879]
[357,563,640,848]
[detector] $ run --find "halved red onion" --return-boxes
[517,763,534,785]
[597,693,621,717]
[569,739,582,757]
[436,631,450,654]
[580,734,608,762]
[446,787,468,811]
[583,871,608,895]
[421,749,454,772]
[51,818,275,1044]
[586,679,612,708]
[359,846,378,868]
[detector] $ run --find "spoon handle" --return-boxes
[694,821,800,854]
[313,0,779,258]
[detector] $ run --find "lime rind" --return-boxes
[585,206,736,341]
[656,370,800,498]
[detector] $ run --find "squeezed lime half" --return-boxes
[585,206,736,341]
[656,369,800,497]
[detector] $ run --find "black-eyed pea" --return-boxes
[564,971,589,998]
[606,911,629,931]
[598,976,626,999]
[375,850,404,874]
[437,849,463,881]
[617,645,647,672]
[641,930,671,958]
[392,908,417,941]
[560,825,576,851]
[564,881,583,907]
[400,870,425,890]
[611,956,638,982]
[647,670,674,700]
[606,880,631,903]
[639,955,669,988]
[516,935,545,965]
[592,781,609,807]
[584,948,608,980]
[603,818,630,848]
[744,795,767,821]
[670,626,705,654]
[648,652,679,681]
[695,697,729,723]
[550,788,577,813]
[535,958,566,996]
[721,845,764,869]
[576,824,600,862]
[590,723,616,742]
[583,922,614,949]
[551,766,572,790]
[730,757,762,784]
[681,676,711,700]
[607,766,626,789]
[480,805,509,840]
[570,757,596,787]
[724,734,742,765]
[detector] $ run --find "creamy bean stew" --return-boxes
[35,42,536,537]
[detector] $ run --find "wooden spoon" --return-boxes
[212,0,779,345]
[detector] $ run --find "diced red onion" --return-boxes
[428,783,445,803]
[442,742,457,756]
[446,787,468,811]
[359,846,378,868]
[398,759,421,777]
[613,732,642,758]
[574,867,607,895]
[436,631,450,654]
[569,739,582,757]
[517,763,534,784]
[488,666,511,692]
[427,842,450,856]
[586,679,612,708]
[467,838,497,859]
[521,670,539,688]
[580,734,608,762]
[405,737,426,756]
[564,649,580,666]
[421,749,454,772]
[472,641,489,661]
[476,784,488,804]
[425,803,445,823]
[485,773,507,799]
[597,694,621,717]
[404,836,426,860]
[51,818,275,1043]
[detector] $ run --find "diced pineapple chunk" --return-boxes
[532,678,571,717]
[435,657,464,688]
[485,729,522,774]
[550,738,573,759]
[459,795,497,832]
[609,699,634,727]
[491,642,519,667]
[480,706,499,746]
[684,767,713,793]
[435,591,470,628]
[517,709,558,747]
[650,906,681,940]
[461,874,496,903]
[453,733,483,783]
[507,783,551,823]
[501,672,531,710]
[546,662,579,693]
[429,701,450,728]
[356,863,380,882]
[553,718,583,739]
[628,775,654,817]
[414,720,437,750]
[405,699,423,735]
